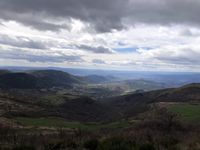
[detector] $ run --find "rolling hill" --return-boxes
[0,73,38,89]
[108,83,200,104]
[0,69,10,75]
[0,70,84,89]
[29,70,83,88]
[103,83,200,119]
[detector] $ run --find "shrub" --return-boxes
[84,139,99,150]
[97,137,134,150]
[13,145,36,150]
[138,143,155,150]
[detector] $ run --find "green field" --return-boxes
[14,117,134,130]
[168,104,200,122]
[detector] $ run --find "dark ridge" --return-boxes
[29,70,83,88]
[0,70,84,89]
[0,73,37,89]
[0,70,11,75]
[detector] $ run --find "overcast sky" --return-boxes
[0,0,200,71]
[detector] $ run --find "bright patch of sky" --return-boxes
[114,47,138,53]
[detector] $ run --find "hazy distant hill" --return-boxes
[84,75,116,84]
[1,66,200,87]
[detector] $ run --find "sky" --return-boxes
[0,0,200,71]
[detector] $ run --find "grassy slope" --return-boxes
[168,104,200,122]
[14,117,134,130]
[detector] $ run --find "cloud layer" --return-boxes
[0,0,200,71]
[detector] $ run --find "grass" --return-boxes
[168,103,200,122]
[14,117,134,130]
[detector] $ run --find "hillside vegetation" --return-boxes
[0,69,200,149]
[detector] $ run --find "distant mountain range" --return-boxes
[1,66,200,86]
[83,75,117,84]
[0,70,116,89]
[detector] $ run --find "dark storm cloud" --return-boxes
[0,0,127,32]
[76,44,113,53]
[15,18,69,31]
[1,0,200,32]
[127,0,200,26]
[0,48,83,63]
[0,34,49,49]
